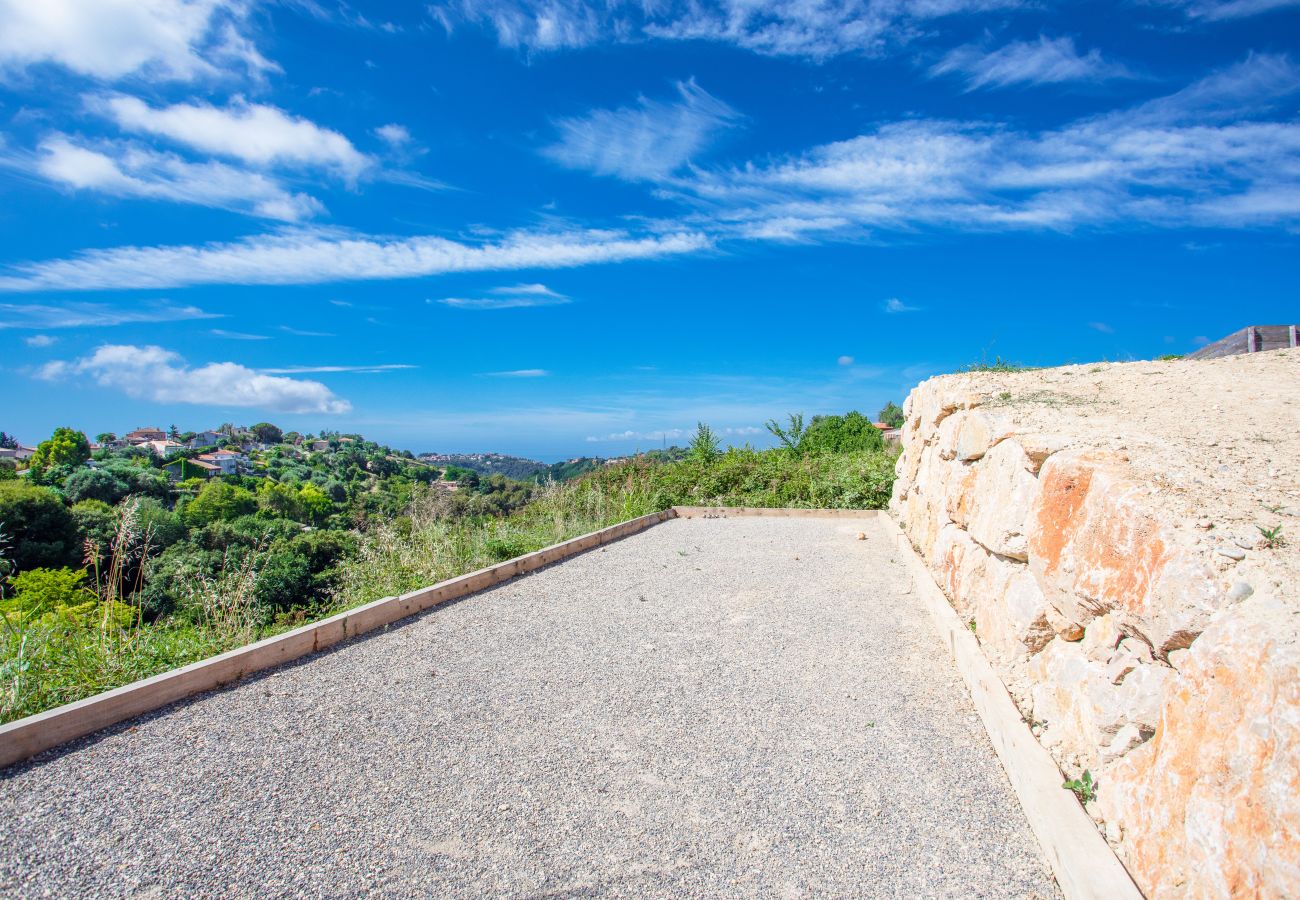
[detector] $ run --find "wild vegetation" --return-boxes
[0,412,899,723]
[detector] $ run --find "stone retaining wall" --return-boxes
[889,355,1298,898]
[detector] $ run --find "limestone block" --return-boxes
[1028,638,1169,770]
[965,439,1039,561]
[1028,450,1226,653]
[973,566,1055,670]
[1103,594,1300,898]
[1080,612,1123,662]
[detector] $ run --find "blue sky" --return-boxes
[2,0,1297,460]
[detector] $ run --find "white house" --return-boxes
[197,450,244,475]
[186,430,221,449]
[140,440,184,458]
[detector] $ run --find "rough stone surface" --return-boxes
[890,348,1300,898]
[0,518,1058,899]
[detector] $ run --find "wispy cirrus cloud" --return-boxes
[0,299,219,329]
[882,297,920,313]
[36,343,351,413]
[1175,0,1300,18]
[28,135,324,221]
[209,328,269,340]
[931,35,1133,90]
[543,80,741,181]
[434,283,572,310]
[0,227,711,293]
[433,0,1023,59]
[279,325,336,337]
[24,334,57,347]
[259,363,417,374]
[486,368,549,377]
[0,0,274,82]
[674,54,1300,239]
[91,94,371,180]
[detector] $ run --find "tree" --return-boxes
[800,411,883,455]
[765,413,806,454]
[877,402,905,428]
[71,500,117,554]
[186,480,257,526]
[28,427,91,475]
[0,432,18,449]
[256,480,303,521]
[297,483,333,526]
[251,422,283,445]
[688,422,721,463]
[95,432,117,444]
[64,468,130,506]
[0,481,81,573]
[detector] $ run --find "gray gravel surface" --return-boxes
[1,517,1058,898]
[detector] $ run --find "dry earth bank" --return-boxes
[890,348,1299,898]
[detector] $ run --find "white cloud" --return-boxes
[931,36,1132,90]
[0,0,270,81]
[24,334,57,347]
[492,283,564,296]
[486,368,549,377]
[0,227,711,293]
[837,355,855,365]
[1088,321,1115,333]
[259,363,416,374]
[94,95,370,179]
[882,297,920,313]
[280,325,336,337]
[1177,0,1300,18]
[587,428,687,443]
[0,300,219,329]
[585,424,762,443]
[375,123,412,147]
[37,343,351,413]
[543,80,741,181]
[434,0,1022,59]
[674,54,1300,238]
[435,285,572,310]
[32,135,324,221]
[210,328,269,340]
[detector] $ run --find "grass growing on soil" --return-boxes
[1,446,897,724]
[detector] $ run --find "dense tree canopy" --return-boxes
[251,422,283,445]
[29,427,91,474]
[877,402,905,428]
[0,481,81,573]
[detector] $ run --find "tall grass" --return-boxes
[331,447,897,610]
[0,499,267,724]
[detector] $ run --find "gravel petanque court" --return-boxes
[1,516,1058,898]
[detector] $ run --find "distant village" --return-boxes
[0,424,379,482]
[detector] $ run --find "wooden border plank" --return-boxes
[0,508,676,770]
[875,513,1143,900]
[672,506,880,519]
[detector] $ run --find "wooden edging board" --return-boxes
[673,506,881,519]
[875,513,1144,900]
[0,508,676,770]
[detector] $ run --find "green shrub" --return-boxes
[186,480,257,526]
[0,481,81,573]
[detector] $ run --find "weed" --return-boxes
[1063,770,1097,804]
[1258,524,1287,549]
[967,618,977,634]
[962,355,1035,373]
